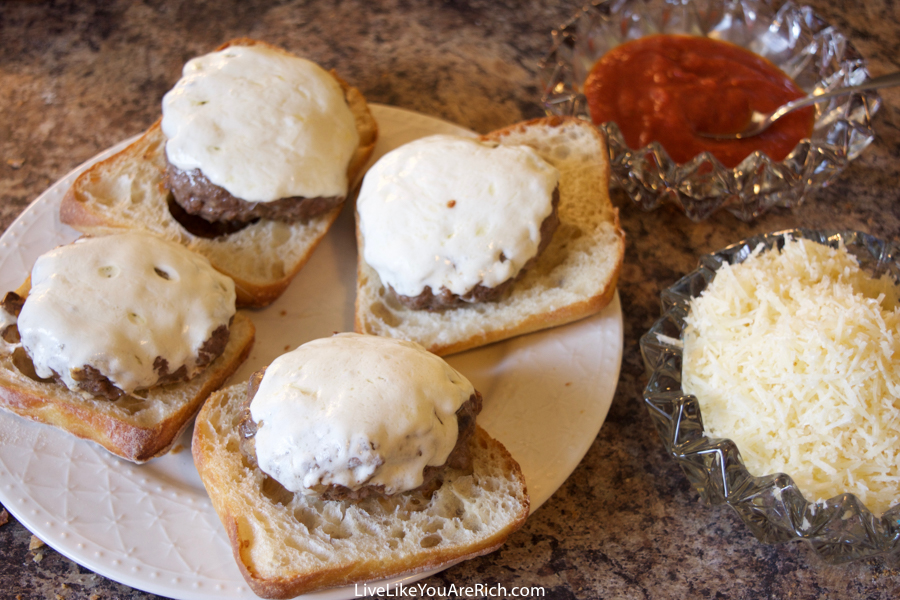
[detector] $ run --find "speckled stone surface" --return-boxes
[2,0,900,598]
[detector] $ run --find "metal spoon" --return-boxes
[698,71,900,140]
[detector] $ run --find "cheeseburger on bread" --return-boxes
[161,41,361,227]
[61,38,378,307]
[354,116,625,356]
[357,134,561,310]
[0,232,255,463]
[192,333,529,597]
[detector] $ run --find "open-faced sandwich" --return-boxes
[0,231,254,463]
[354,116,624,355]
[193,332,529,598]
[60,38,378,307]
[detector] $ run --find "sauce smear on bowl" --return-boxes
[584,34,815,168]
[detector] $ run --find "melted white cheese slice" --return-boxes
[250,333,475,496]
[18,232,236,396]
[161,44,359,202]
[356,134,560,298]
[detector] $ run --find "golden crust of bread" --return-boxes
[192,382,530,598]
[0,312,255,463]
[60,38,378,308]
[354,115,625,356]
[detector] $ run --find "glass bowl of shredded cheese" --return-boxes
[539,0,881,222]
[641,229,900,564]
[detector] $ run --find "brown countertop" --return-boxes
[2,0,900,598]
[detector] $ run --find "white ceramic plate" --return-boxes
[0,105,622,599]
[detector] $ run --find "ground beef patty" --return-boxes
[390,187,561,310]
[1,291,232,400]
[238,366,483,501]
[69,322,231,400]
[165,162,344,224]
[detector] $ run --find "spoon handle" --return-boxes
[773,71,900,120]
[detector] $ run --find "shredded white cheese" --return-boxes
[682,238,900,516]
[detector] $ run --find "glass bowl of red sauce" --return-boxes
[539,0,881,221]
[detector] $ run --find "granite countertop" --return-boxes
[2,0,900,598]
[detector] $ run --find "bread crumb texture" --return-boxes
[194,383,528,594]
[68,125,332,287]
[61,42,378,308]
[356,117,624,356]
[0,312,254,462]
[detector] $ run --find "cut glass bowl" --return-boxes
[640,229,900,564]
[539,0,881,221]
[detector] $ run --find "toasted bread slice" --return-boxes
[354,116,624,355]
[60,38,378,308]
[192,382,530,598]
[0,311,254,463]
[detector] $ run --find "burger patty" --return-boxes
[1,291,24,318]
[389,187,561,310]
[165,162,344,224]
[238,367,483,501]
[68,322,231,400]
[1,291,232,401]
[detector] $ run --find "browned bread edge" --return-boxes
[0,312,255,463]
[60,38,377,308]
[193,383,529,598]
[354,116,624,356]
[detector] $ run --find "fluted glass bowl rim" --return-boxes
[640,229,900,564]
[539,0,882,222]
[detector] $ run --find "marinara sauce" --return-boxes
[584,34,815,168]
